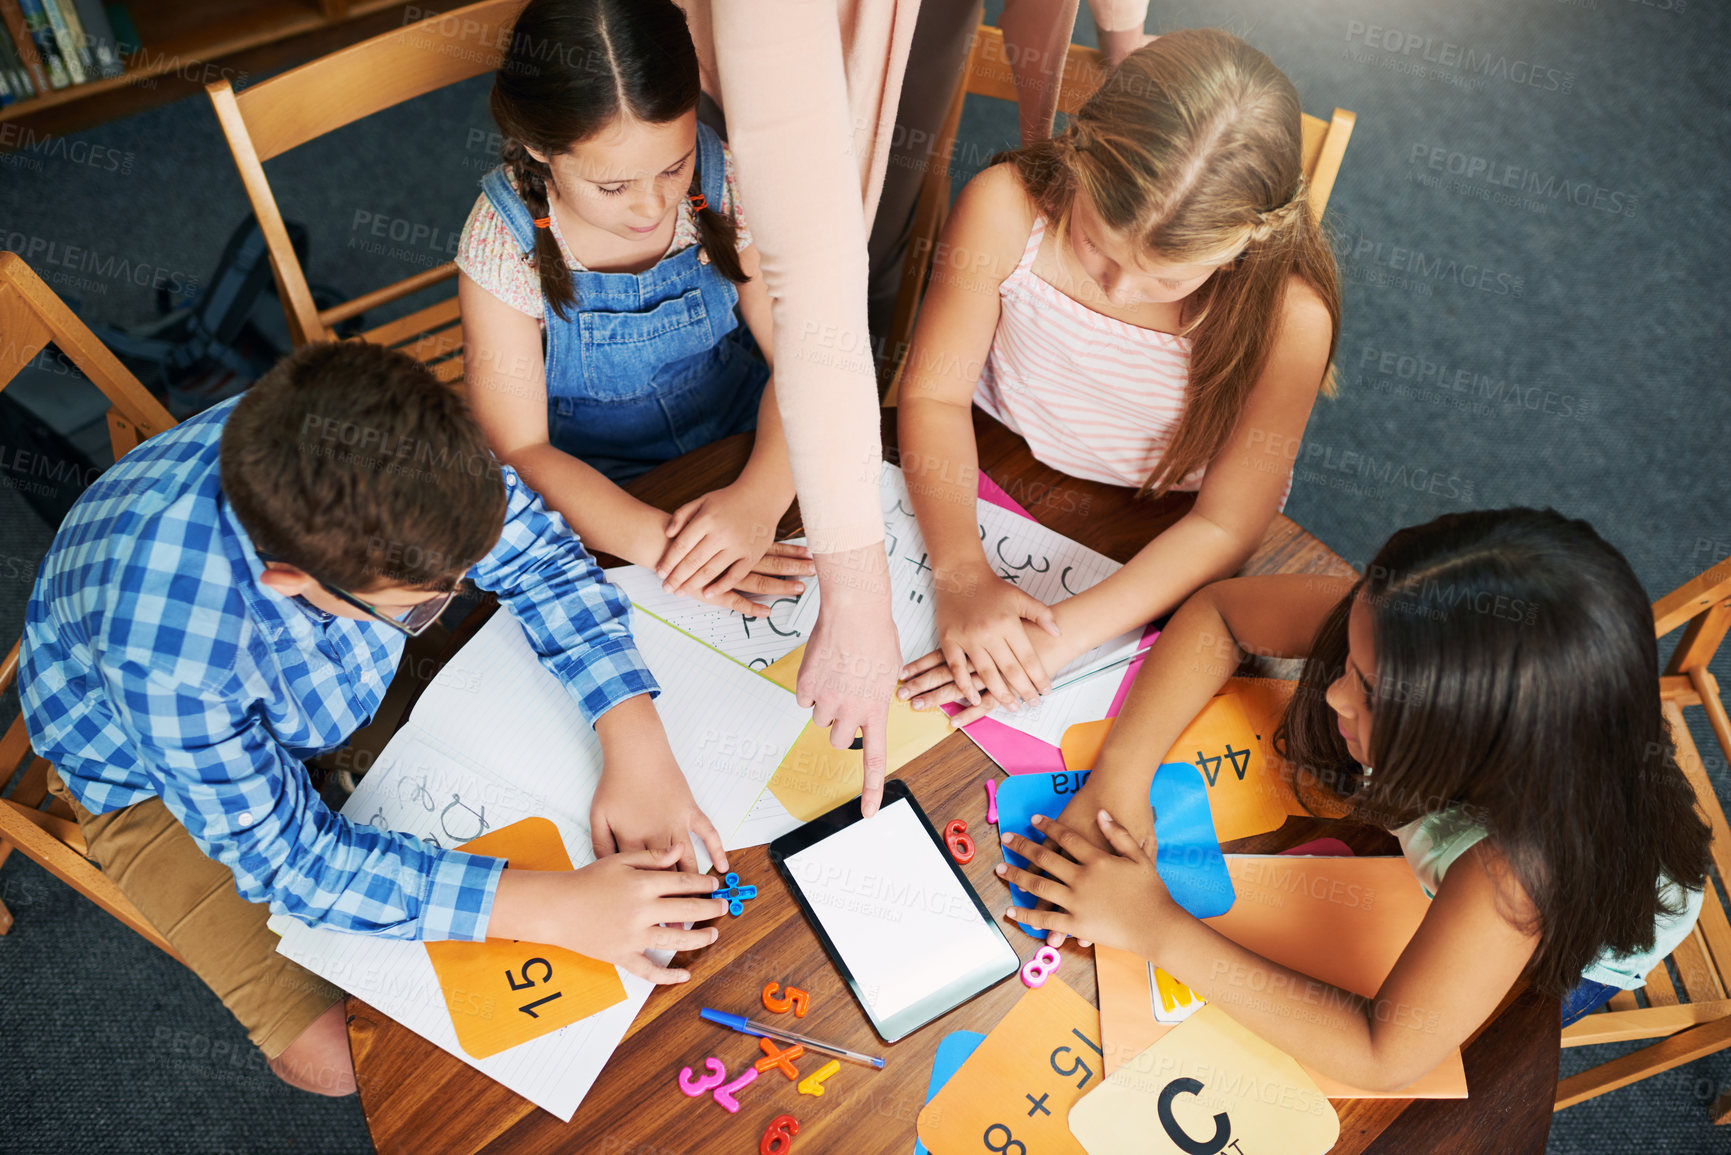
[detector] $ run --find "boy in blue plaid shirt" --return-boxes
[21,342,731,1094]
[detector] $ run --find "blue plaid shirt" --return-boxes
[20,396,658,941]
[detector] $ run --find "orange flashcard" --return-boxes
[916,979,1104,1155]
[1068,1004,1340,1155]
[425,817,627,1059]
[1096,855,1468,1098]
[1060,680,1302,842]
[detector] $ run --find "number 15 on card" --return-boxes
[917,979,1103,1155]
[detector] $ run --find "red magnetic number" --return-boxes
[944,819,975,864]
[761,1113,799,1155]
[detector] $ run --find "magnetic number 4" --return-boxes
[506,957,564,1018]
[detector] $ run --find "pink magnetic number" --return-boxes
[677,1057,726,1096]
[712,1065,759,1113]
[1020,945,1062,989]
[985,778,999,824]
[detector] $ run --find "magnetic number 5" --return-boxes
[984,1123,1026,1155]
[505,957,563,1018]
[1050,1042,1094,1088]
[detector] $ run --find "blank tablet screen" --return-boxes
[778,794,1019,1042]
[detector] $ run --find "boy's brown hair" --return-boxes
[219,342,507,592]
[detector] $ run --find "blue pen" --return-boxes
[700,1008,886,1070]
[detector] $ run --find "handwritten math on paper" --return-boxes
[608,463,1142,746]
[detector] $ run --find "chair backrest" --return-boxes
[206,0,522,360]
[0,252,180,959]
[1553,556,1731,1112]
[881,26,1356,402]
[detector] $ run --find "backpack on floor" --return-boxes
[89,213,363,418]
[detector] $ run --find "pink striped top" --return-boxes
[974,215,1202,491]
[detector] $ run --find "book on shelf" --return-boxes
[12,0,68,90]
[29,0,83,85]
[0,1,48,96]
[102,2,135,58]
[0,21,34,103]
[71,0,122,76]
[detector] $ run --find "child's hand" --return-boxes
[657,483,814,616]
[527,847,729,984]
[1043,774,1156,947]
[997,810,1176,956]
[903,570,1062,714]
[590,742,728,876]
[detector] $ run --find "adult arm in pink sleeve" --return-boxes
[708,0,900,813]
[1000,0,1154,144]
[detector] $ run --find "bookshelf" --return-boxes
[0,0,469,136]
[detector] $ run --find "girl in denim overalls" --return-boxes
[457,0,813,618]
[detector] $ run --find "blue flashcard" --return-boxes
[912,1030,986,1155]
[994,763,1235,937]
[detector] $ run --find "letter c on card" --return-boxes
[1157,1076,1232,1155]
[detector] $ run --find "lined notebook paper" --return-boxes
[271,609,810,1119]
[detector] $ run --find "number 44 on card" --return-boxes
[916,978,1104,1155]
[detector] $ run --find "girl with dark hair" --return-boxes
[458,0,812,620]
[991,508,1710,1091]
[896,29,1341,723]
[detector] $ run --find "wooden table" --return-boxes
[345,412,1560,1154]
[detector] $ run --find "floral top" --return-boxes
[455,141,753,322]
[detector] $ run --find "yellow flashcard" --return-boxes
[761,643,954,821]
[425,818,627,1059]
[916,979,1103,1155]
[1067,1004,1340,1155]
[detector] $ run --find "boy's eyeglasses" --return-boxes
[255,551,457,638]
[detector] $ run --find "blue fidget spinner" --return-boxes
[710,871,758,916]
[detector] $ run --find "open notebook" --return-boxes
[269,609,811,1120]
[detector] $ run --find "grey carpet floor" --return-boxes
[3,0,1729,1151]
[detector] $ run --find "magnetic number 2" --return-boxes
[983,1123,1025,1155]
[506,957,563,1018]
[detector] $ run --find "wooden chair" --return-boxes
[205,0,524,385]
[1554,556,1731,1121]
[0,252,179,956]
[880,26,1355,404]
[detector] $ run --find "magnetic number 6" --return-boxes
[944,819,975,864]
[1020,945,1062,989]
[760,1113,799,1155]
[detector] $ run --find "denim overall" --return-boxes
[481,122,768,481]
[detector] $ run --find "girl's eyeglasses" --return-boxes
[255,551,457,638]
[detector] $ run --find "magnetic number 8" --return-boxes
[984,1123,1026,1155]
[1020,945,1062,989]
[944,819,975,864]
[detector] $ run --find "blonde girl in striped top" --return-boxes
[897,29,1342,720]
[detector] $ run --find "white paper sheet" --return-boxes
[604,466,1142,748]
[272,610,811,1119]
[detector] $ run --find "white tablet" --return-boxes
[769,780,1021,1043]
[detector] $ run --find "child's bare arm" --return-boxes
[898,166,1062,708]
